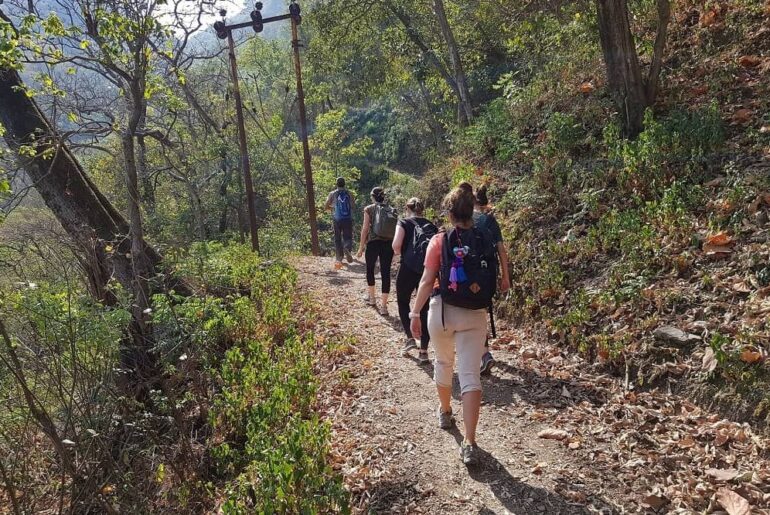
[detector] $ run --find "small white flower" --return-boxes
[179,354,188,361]
[62,439,76,446]
[143,308,152,314]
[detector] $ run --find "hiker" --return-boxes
[357,187,397,316]
[392,197,438,363]
[409,186,498,466]
[472,185,511,374]
[324,177,355,268]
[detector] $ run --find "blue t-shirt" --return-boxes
[473,210,503,245]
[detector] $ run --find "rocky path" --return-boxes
[294,256,769,514]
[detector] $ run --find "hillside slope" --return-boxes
[419,0,770,427]
[298,256,769,513]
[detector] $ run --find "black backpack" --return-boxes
[402,218,438,273]
[439,226,498,310]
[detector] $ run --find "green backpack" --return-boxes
[372,203,398,239]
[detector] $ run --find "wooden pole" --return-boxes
[226,30,260,253]
[291,15,320,256]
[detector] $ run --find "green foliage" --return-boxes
[311,108,372,198]
[168,244,349,513]
[604,105,725,198]
[545,112,584,156]
[460,98,524,163]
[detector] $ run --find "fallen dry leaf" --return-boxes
[700,9,719,27]
[690,84,709,96]
[706,468,740,481]
[678,434,697,449]
[738,55,762,67]
[732,108,753,125]
[732,281,752,293]
[538,428,569,441]
[716,487,751,515]
[641,493,668,509]
[714,429,730,446]
[703,243,733,255]
[739,349,762,364]
[707,231,733,246]
[702,347,718,373]
[705,176,725,187]
[579,81,595,94]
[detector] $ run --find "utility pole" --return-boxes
[215,1,320,256]
[225,29,259,253]
[289,2,320,256]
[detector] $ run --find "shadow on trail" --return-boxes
[343,261,367,274]
[406,358,607,409]
[483,361,607,409]
[360,479,424,512]
[328,276,353,286]
[441,427,594,515]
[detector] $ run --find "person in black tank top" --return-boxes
[392,197,435,362]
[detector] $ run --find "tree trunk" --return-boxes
[121,83,157,389]
[218,150,232,234]
[596,0,647,138]
[0,68,162,297]
[416,78,446,151]
[187,180,207,241]
[646,0,671,105]
[381,1,465,114]
[137,134,155,213]
[595,0,671,138]
[432,0,474,125]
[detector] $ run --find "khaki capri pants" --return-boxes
[428,296,488,395]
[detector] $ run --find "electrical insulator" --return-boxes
[250,9,263,33]
[213,20,227,39]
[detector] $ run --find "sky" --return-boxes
[157,0,246,36]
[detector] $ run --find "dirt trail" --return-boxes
[294,257,769,514]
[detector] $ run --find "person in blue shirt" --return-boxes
[324,177,356,268]
[471,185,510,374]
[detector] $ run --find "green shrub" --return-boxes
[461,98,525,163]
[167,247,350,513]
[604,105,724,199]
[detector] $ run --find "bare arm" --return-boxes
[497,242,510,293]
[392,224,405,255]
[324,192,333,212]
[357,210,370,256]
[409,266,438,339]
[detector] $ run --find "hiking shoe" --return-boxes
[363,295,376,307]
[418,350,430,364]
[379,305,389,317]
[437,408,454,430]
[480,351,495,375]
[344,250,353,263]
[460,440,480,466]
[402,338,418,355]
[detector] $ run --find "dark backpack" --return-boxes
[372,203,398,239]
[439,226,498,310]
[334,190,352,220]
[402,218,438,273]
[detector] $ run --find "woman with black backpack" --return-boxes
[357,187,398,316]
[392,197,437,363]
[409,185,497,467]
